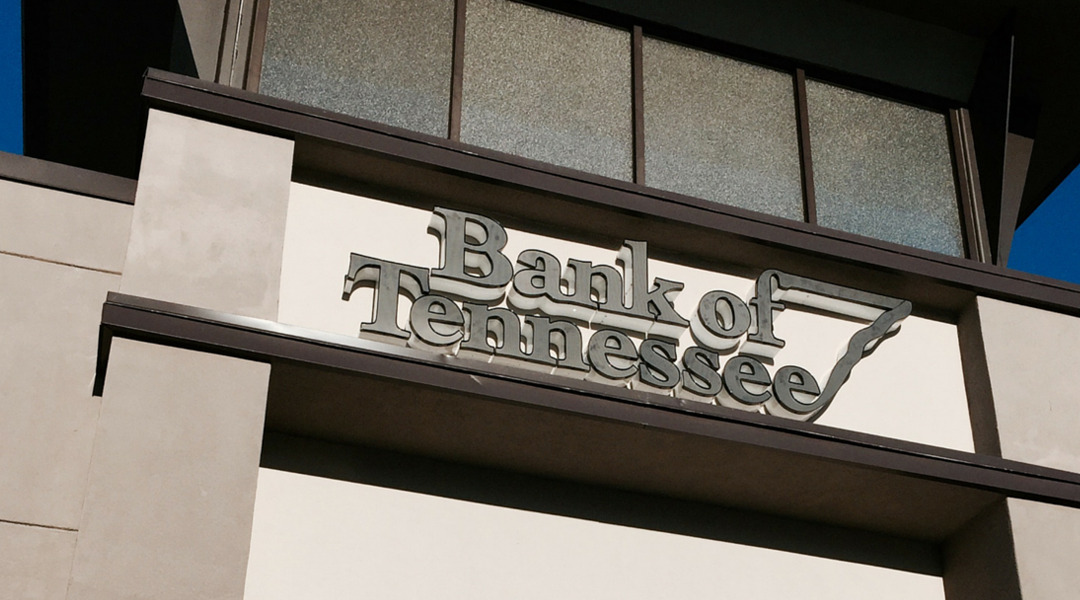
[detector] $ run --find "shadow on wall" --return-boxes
[260,430,942,575]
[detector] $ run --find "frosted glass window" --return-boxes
[260,0,454,137]
[461,0,633,181]
[643,38,804,220]
[807,81,964,256]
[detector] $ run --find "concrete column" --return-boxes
[67,339,270,600]
[953,297,1080,599]
[973,296,1080,471]
[1007,499,1080,599]
[65,109,293,597]
[120,109,294,321]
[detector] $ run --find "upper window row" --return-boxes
[259,0,964,258]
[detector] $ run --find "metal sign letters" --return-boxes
[343,207,911,422]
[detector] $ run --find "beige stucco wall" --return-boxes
[246,467,947,599]
[0,179,131,599]
[0,255,117,529]
[0,179,131,273]
[0,521,77,600]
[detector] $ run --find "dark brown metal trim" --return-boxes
[214,0,235,83]
[525,0,961,110]
[95,291,1080,511]
[0,151,136,204]
[448,0,467,141]
[140,70,1080,321]
[794,69,817,224]
[631,25,645,184]
[244,0,272,92]
[958,109,992,262]
[949,109,981,261]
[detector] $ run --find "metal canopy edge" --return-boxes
[94,291,1080,513]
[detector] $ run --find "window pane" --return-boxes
[260,0,454,138]
[643,38,803,220]
[807,81,964,256]
[461,0,633,181]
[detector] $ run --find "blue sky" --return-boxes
[0,0,1074,283]
[0,0,20,154]
[1008,167,1080,283]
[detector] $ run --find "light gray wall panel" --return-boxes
[0,255,118,529]
[0,180,131,273]
[121,109,294,321]
[0,522,77,600]
[1007,499,1080,600]
[68,339,270,600]
[976,297,1080,472]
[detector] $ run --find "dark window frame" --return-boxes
[242,0,987,262]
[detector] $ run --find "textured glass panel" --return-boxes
[461,0,632,181]
[807,81,964,256]
[643,38,803,220]
[261,0,453,137]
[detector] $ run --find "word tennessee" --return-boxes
[342,207,910,422]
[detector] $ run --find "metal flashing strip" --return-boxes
[95,291,1080,512]
[0,151,137,204]
[139,69,1080,321]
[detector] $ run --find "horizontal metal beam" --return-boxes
[0,151,136,204]
[95,291,1080,513]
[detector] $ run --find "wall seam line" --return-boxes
[0,250,122,276]
[0,518,77,533]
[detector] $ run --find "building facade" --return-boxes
[3,0,1080,598]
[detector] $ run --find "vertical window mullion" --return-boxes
[794,68,818,225]
[631,25,645,185]
[245,0,272,92]
[949,108,989,262]
[448,0,467,140]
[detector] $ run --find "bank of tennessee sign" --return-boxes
[342,207,911,422]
